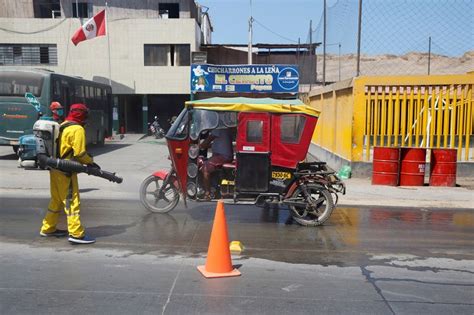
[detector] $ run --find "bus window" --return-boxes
[53,79,61,97]
[89,86,95,104]
[0,71,44,96]
[90,86,96,107]
[74,84,85,103]
[0,81,9,95]
[61,80,72,107]
[75,84,84,97]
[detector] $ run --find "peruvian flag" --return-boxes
[71,9,106,46]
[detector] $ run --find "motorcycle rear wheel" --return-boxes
[289,184,334,226]
[139,175,179,213]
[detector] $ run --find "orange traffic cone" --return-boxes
[197,200,241,278]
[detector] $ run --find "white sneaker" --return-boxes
[68,235,96,244]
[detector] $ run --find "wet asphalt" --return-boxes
[1,196,473,314]
[1,139,473,314]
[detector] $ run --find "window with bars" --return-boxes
[0,44,58,66]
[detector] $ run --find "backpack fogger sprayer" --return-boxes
[33,120,123,184]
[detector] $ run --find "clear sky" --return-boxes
[198,0,327,44]
[198,0,473,57]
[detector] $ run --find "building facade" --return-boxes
[0,0,212,132]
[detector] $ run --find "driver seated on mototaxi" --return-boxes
[199,128,234,200]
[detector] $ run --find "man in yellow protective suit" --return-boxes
[39,103,96,244]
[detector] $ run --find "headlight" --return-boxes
[189,144,199,159]
[187,163,198,178]
[186,182,197,197]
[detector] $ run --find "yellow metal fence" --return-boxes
[310,74,474,163]
[364,84,473,161]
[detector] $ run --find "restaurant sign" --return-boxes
[190,64,299,93]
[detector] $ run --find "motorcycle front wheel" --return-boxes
[139,175,179,213]
[289,184,334,226]
[154,129,165,139]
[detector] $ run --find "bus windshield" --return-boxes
[0,71,44,97]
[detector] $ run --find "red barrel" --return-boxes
[399,148,426,186]
[430,149,457,186]
[372,147,400,186]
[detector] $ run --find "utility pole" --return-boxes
[248,0,253,65]
[338,43,341,81]
[309,20,313,90]
[297,37,300,64]
[428,36,431,75]
[323,0,326,85]
[356,0,363,76]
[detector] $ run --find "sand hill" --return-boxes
[316,51,473,83]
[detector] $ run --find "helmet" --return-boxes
[50,101,64,122]
[50,101,63,110]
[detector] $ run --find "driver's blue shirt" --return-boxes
[210,129,233,160]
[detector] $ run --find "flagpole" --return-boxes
[105,2,118,136]
[105,2,112,87]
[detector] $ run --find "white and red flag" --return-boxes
[71,9,106,46]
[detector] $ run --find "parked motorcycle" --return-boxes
[148,116,165,139]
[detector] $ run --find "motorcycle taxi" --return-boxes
[139,97,345,226]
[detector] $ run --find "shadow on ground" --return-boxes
[0,152,18,160]
[86,143,132,156]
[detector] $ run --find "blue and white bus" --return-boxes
[0,68,112,152]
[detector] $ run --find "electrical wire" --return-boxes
[0,18,67,35]
[252,18,298,43]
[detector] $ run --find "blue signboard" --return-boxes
[190,64,299,93]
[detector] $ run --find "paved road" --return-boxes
[1,200,474,314]
[1,137,473,314]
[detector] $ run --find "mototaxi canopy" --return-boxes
[185,97,319,118]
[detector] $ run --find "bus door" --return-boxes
[235,112,271,192]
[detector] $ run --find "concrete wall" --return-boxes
[0,18,199,94]
[62,0,195,19]
[0,0,197,19]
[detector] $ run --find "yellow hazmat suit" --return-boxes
[40,124,93,238]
